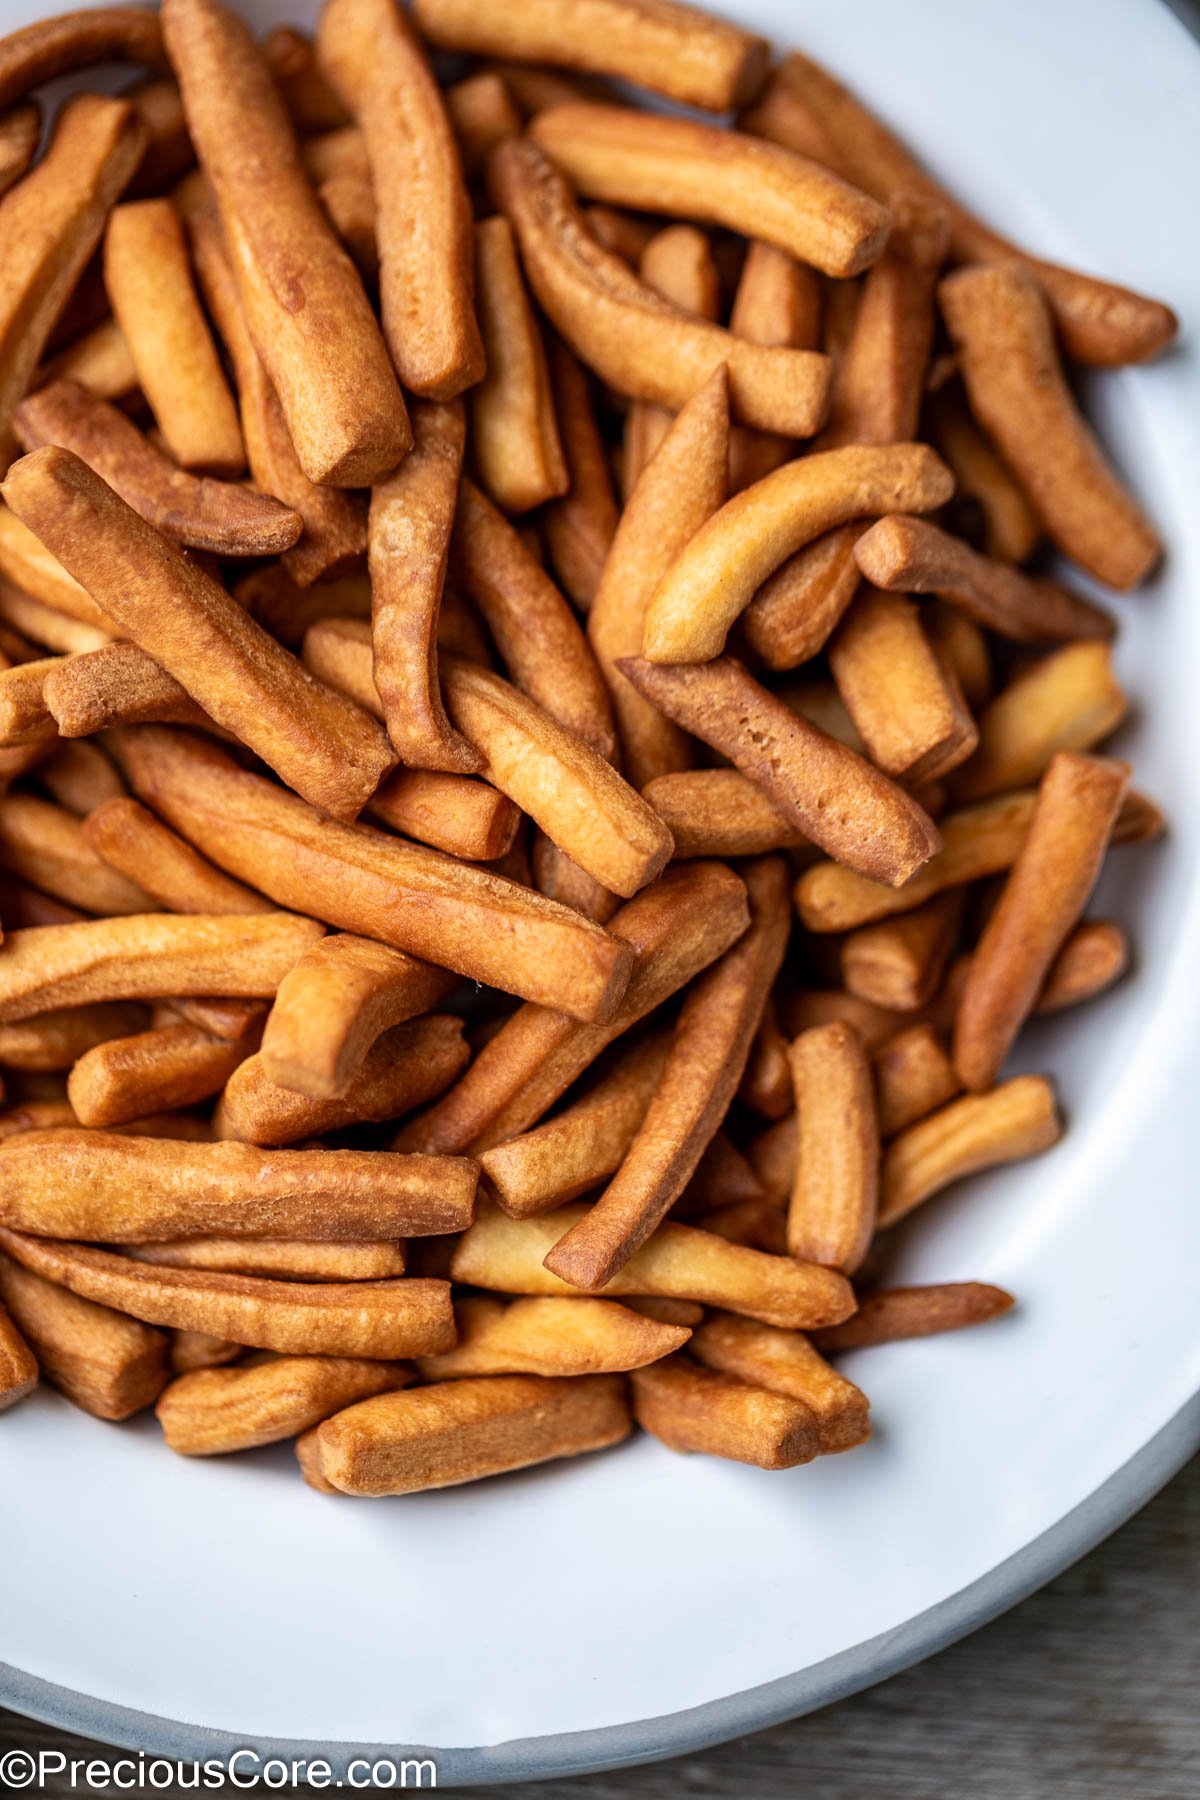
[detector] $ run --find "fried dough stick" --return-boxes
[157,1354,408,1456]
[317,0,484,399]
[544,858,790,1288]
[115,726,635,1022]
[0,1248,167,1419]
[162,0,410,486]
[489,138,829,436]
[2,447,396,820]
[786,1020,878,1273]
[0,1229,456,1358]
[418,1294,688,1378]
[0,9,166,111]
[541,338,619,611]
[468,214,567,512]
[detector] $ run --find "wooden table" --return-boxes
[3,1454,1195,1797]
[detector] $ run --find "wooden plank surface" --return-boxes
[2,1453,1196,1796]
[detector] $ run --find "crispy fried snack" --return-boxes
[873,1024,960,1136]
[396,860,749,1154]
[812,1282,1014,1350]
[15,381,302,556]
[0,791,157,916]
[37,317,139,402]
[469,215,567,512]
[954,643,1126,804]
[953,753,1129,1090]
[135,1239,407,1282]
[162,0,410,485]
[641,442,952,664]
[533,104,889,277]
[541,338,619,611]
[312,1371,632,1494]
[641,769,805,859]
[453,1199,853,1329]
[0,1001,145,1072]
[318,0,483,399]
[103,197,244,475]
[742,51,1176,366]
[619,655,940,887]
[630,1354,820,1468]
[445,71,521,177]
[621,224,721,496]
[879,1075,1061,1227]
[0,9,166,110]
[926,386,1040,565]
[43,642,214,737]
[413,0,768,113]
[544,858,790,1288]
[0,1228,456,1357]
[0,1292,37,1410]
[939,264,1160,589]
[67,1021,254,1128]
[370,768,520,863]
[854,515,1115,643]
[0,102,39,203]
[3,447,396,820]
[82,797,272,916]
[157,1354,409,1455]
[116,726,635,1022]
[689,1313,869,1453]
[0,93,146,445]
[417,1293,688,1378]
[489,138,829,435]
[841,893,961,1014]
[367,399,479,774]
[829,588,978,784]
[0,912,324,1023]
[0,1246,168,1418]
[785,1020,877,1273]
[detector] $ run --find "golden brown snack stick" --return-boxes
[370,768,520,863]
[261,24,347,132]
[138,1239,407,1283]
[530,835,619,926]
[873,1024,960,1137]
[786,1020,877,1273]
[854,515,1114,644]
[953,643,1126,803]
[67,1022,255,1128]
[259,934,455,1102]
[622,223,720,496]
[641,442,952,664]
[163,0,410,486]
[925,385,1040,566]
[418,1293,687,1379]
[368,400,479,776]
[829,588,978,784]
[1037,920,1128,1014]
[619,656,940,888]
[0,792,157,916]
[953,753,1129,1090]
[440,657,672,899]
[791,784,1157,933]
[588,367,726,786]
[36,739,125,815]
[0,1002,145,1072]
[785,988,911,1052]
[689,1313,869,1454]
[0,9,165,109]
[116,726,635,1022]
[672,1130,768,1215]
[453,478,615,758]
[453,1199,853,1328]
[727,242,820,493]
[396,860,749,1155]
[0,873,83,930]
[583,201,656,264]
[315,171,378,284]
[184,194,368,588]
[0,1229,455,1358]
[692,1197,786,1257]
[214,1015,469,1147]
[879,1075,1060,1227]
[939,265,1159,589]
[812,1281,1014,1351]
[300,125,370,188]
[0,1246,167,1418]
[82,797,273,917]
[416,0,766,112]
[630,1354,819,1468]
[0,102,38,206]
[642,769,805,860]
[3,448,396,821]
[43,643,214,737]
[545,857,790,1288]
[0,94,146,447]
[103,198,243,475]
[0,912,324,1023]
[842,893,962,1014]
[0,506,113,632]
[0,1100,77,1140]
[124,73,193,197]
[534,102,887,279]
[36,317,139,403]
[234,565,372,648]
[0,1292,37,1408]
[314,1370,630,1494]
[742,53,1176,368]
[621,1295,701,1327]
[481,1031,671,1218]
[746,1111,796,1204]
[0,655,58,746]
[736,1002,792,1122]
[170,1328,240,1373]
[541,338,619,612]
[0,1126,477,1241]
[317,0,482,399]
[158,1353,408,1455]
[469,214,567,512]
[445,71,521,177]
[489,139,829,436]
[15,380,301,556]
[926,603,991,713]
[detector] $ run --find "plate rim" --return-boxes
[2,0,1199,1782]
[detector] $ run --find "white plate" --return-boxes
[2,0,1200,1783]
